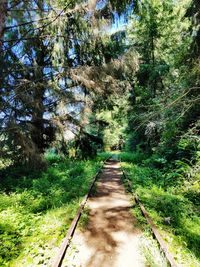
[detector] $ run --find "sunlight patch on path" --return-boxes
[62,160,146,267]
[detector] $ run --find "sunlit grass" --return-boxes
[0,153,108,266]
[121,152,200,267]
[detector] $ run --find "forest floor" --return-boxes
[63,159,146,267]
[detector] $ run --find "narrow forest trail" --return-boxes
[62,159,146,267]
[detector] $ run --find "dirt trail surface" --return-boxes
[62,160,146,267]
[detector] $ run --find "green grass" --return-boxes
[96,151,112,161]
[139,230,169,267]
[121,152,200,267]
[120,151,148,163]
[78,206,91,231]
[0,153,108,266]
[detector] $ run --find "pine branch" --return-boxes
[1,2,87,53]
[4,2,88,31]
[1,34,82,44]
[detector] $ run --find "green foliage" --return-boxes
[182,179,200,206]
[44,150,63,164]
[143,154,167,168]
[84,93,129,152]
[121,151,200,265]
[1,0,134,167]
[1,0,199,265]
[120,150,148,163]
[96,151,112,161]
[78,206,90,230]
[126,0,199,161]
[0,155,104,266]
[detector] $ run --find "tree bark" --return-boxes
[0,0,7,47]
[30,39,46,153]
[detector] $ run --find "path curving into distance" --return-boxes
[62,159,146,267]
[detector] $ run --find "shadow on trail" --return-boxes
[78,160,141,267]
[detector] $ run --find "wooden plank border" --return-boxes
[51,157,110,267]
[121,168,178,267]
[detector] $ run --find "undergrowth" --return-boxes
[121,151,200,267]
[0,152,108,266]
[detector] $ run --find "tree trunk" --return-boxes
[0,0,7,47]
[30,38,46,153]
[30,1,47,154]
[31,85,45,153]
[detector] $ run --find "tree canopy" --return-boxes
[0,1,200,266]
[0,0,199,167]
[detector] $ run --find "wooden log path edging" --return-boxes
[121,168,178,267]
[51,157,110,267]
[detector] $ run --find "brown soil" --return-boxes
[63,160,146,267]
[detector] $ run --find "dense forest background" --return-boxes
[0,0,199,266]
[0,0,199,167]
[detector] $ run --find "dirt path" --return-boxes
[63,160,146,267]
